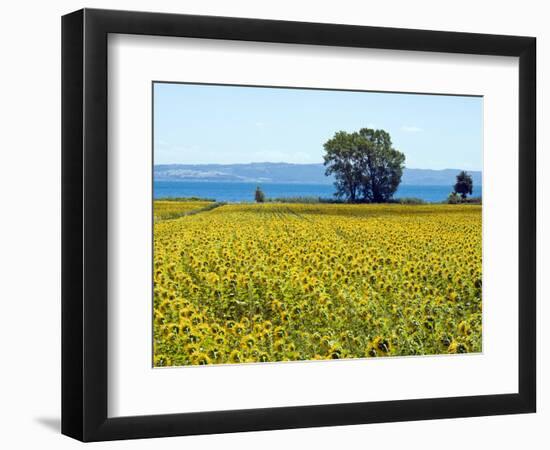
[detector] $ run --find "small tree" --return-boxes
[254,186,265,203]
[454,171,473,199]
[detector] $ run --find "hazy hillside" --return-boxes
[154,163,482,186]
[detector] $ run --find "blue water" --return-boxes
[154,181,482,203]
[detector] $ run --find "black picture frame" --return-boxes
[62,8,536,442]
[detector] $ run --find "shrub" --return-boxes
[394,197,426,205]
[447,192,462,204]
[462,196,482,205]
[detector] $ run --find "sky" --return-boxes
[154,82,483,171]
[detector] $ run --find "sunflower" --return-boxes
[229,349,242,363]
[193,352,211,365]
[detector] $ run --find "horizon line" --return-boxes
[154,162,483,172]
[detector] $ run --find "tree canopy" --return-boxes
[453,170,473,199]
[323,128,405,203]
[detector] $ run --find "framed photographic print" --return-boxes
[61,8,536,442]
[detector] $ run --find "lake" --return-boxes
[154,181,482,203]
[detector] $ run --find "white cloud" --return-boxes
[401,125,423,133]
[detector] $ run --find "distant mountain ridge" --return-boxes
[154,163,482,186]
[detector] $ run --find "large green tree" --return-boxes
[453,170,473,199]
[323,127,405,202]
[322,131,364,202]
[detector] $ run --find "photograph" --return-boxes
[152,82,483,367]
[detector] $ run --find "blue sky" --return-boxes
[154,82,482,170]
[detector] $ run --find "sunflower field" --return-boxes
[153,202,482,366]
[154,200,214,221]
